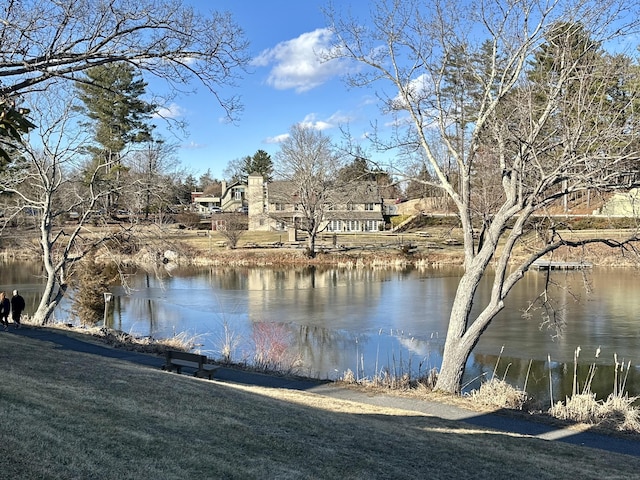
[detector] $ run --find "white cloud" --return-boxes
[183,141,206,149]
[153,103,184,119]
[265,133,290,144]
[391,74,433,110]
[327,111,355,125]
[299,111,355,131]
[265,110,355,145]
[252,28,350,93]
[300,113,332,131]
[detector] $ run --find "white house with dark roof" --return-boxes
[247,173,384,232]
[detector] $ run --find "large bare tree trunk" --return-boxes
[327,0,640,394]
[33,273,65,325]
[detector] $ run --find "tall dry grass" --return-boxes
[467,346,530,410]
[339,330,439,391]
[549,347,640,432]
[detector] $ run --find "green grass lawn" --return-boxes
[1,332,638,479]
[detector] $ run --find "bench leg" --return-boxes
[162,364,182,374]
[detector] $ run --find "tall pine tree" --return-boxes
[244,150,274,182]
[75,62,156,210]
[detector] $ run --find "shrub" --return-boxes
[176,211,202,229]
[548,348,640,432]
[469,378,529,410]
[549,393,640,432]
[252,322,302,374]
[70,254,113,325]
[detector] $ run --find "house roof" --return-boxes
[267,180,382,204]
[221,181,246,199]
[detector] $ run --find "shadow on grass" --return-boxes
[7,325,640,459]
[461,408,640,457]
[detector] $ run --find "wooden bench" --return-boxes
[162,350,220,379]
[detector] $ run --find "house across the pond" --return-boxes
[191,181,247,214]
[246,174,384,232]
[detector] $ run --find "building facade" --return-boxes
[192,180,247,214]
[247,173,385,232]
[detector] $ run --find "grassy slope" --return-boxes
[0,333,638,480]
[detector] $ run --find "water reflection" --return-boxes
[2,260,639,404]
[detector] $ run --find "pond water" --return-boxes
[2,261,639,405]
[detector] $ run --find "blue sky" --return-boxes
[151,1,380,180]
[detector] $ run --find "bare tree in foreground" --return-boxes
[327,0,640,393]
[0,92,119,324]
[0,0,249,119]
[0,0,249,324]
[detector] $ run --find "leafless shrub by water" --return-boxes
[214,318,243,365]
[549,393,640,432]
[339,367,438,393]
[23,317,199,355]
[340,330,439,391]
[252,322,303,374]
[98,327,197,353]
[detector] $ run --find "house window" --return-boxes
[275,203,284,211]
[235,190,242,200]
[346,220,359,232]
[329,220,342,232]
[363,220,378,231]
[346,202,354,211]
[365,203,374,211]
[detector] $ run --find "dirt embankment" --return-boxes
[167,230,640,269]
[3,223,639,268]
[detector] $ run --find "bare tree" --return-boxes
[223,157,249,184]
[0,0,249,120]
[274,124,345,257]
[125,139,180,221]
[0,91,123,324]
[327,0,640,393]
[216,213,247,249]
[0,0,249,324]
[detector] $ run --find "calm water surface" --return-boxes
[2,261,639,404]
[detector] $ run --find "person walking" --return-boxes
[0,292,10,330]
[10,290,25,328]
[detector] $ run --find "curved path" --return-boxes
[7,324,640,458]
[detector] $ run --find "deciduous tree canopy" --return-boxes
[327,0,640,393]
[0,0,249,117]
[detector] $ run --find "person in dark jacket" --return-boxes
[10,290,25,328]
[0,292,10,330]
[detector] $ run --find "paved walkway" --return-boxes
[7,324,640,458]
